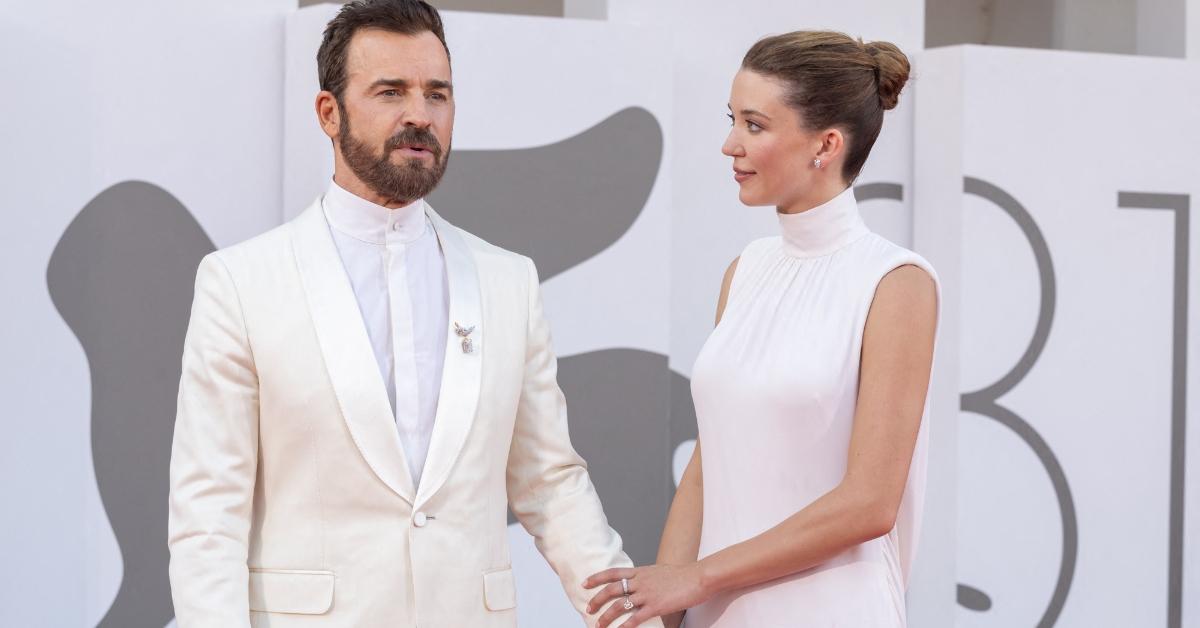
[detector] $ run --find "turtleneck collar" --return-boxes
[322,179,428,245]
[777,186,869,258]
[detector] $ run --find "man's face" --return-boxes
[334,28,454,205]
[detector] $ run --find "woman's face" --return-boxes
[722,70,828,209]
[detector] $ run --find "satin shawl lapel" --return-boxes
[290,199,416,503]
[415,207,483,509]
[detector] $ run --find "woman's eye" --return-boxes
[726,113,735,125]
[747,121,762,132]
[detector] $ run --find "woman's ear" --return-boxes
[814,128,845,166]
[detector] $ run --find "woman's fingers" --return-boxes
[597,593,644,628]
[587,581,626,613]
[584,567,636,589]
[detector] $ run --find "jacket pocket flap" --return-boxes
[482,567,516,611]
[249,568,335,615]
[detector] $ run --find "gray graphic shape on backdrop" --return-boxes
[474,107,668,564]
[48,181,215,628]
[1117,191,1189,628]
[559,349,672,565]
[429,106,662,281]
[502,349,677,566]
[959,176,1076,626]
[669,368,699,455]
[854,182,903,203]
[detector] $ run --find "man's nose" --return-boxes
[402,99,433,128]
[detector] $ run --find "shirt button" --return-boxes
[392,222,401,232]
[413,512,428,527]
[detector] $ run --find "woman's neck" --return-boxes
[777,179,850,215]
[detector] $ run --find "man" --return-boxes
[167,2,660,626]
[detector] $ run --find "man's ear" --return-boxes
[316,91,340,140]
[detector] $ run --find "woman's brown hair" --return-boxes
[742,31,910,184]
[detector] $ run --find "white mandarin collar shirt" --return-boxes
[322,180,449,489]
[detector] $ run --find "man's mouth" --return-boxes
[394,143,434,157]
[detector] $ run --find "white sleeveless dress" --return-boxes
[685,187,938,627]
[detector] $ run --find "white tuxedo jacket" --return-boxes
[168,200,657,627]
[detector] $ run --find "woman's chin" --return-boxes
[737,188,771,207]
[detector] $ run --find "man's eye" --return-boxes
[429,92,447,101]
[381,90,399,97]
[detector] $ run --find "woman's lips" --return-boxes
[733,167,756,183]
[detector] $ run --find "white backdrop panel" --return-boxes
[0,1,291,626]
[915,44,1200,628]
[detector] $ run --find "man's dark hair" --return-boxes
[317,0,450,102]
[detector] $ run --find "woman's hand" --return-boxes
[583,563,709,628]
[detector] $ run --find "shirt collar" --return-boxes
[777,185,870,258]
[322,179,429,245]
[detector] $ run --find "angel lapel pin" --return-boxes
[453,322,476,354]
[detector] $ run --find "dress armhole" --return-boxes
[715,256,740,326]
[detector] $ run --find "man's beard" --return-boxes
[338,107,450,205]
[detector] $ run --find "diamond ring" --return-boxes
[622,597,635,611]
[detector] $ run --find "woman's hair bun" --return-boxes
[864,40,910,111]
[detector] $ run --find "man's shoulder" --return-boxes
[436,214,532,279]
[456,226,527,263]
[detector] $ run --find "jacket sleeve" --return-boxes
[167,253,259,628]
[505,257,663,628]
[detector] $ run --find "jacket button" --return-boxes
[413,512,428,527]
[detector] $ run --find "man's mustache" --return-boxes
[384,128,443,160]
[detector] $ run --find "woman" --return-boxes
[584,31,938,627]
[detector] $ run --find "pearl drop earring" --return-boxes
[813,158,822,169]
